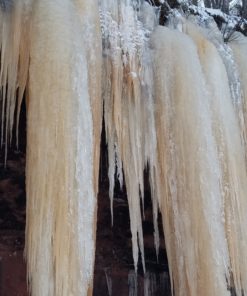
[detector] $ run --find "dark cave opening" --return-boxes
[93,122,171,295]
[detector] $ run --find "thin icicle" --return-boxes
[104,268,113,296]
[0,0,31,160]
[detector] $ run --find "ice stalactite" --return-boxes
[100,0,158,272]
[25,0,98,295]
[201,21,247,170]
[229,33,247,295]
[230,34,247,157]
[150,25,231,296]
[104,268,113,296]
[187,16,247,168]
[73,1,102,292]
[0,0,31,160]
[183,22,247,296]
[0,0,101,295]
[229,33,247,142]
[75,0,102,197]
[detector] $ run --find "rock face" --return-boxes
[0,105,171,295]
[0,231,27,296]
[0,149,27,296]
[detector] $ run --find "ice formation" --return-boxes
[1,0,100,295]
[1,0,247,295]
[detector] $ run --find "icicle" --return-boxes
[74,0,103,197]
[104,268,112,296]
[206,24,247,167]
[25,1,98,295]
[73,1,102,291]
[101,0,158,273]
[151,25,231,296]
[229,33,247,295]
[185,22,247,296]
[188,17,247,166]
[230,34,247,156]
[0,0,31,160]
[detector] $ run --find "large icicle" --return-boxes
[200,20,247,170]
[74,1,102,292]
[25,1,97,295]
[75,0,102,196]
[151,26,231,296]
[184,22,247,296]
[229,33,247,295]
[230,34,247,152]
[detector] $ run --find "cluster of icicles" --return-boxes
[1,0,247,295]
